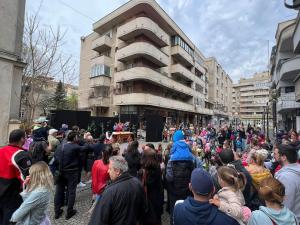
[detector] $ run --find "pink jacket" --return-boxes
[217,187,245,224]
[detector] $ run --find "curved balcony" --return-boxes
[195,61,206,75]
[88,96,110,107]
[293,13,300,53]
[117,17,169,47]
[277,93,300,112]
[171,64,193,82]
[116,42,169,67]
[92,35,112,52]
[115,67,193,97]
[278,22,295,52]
[279,56,300,81]
[296,78,300,102]
[114,93,194,112]
[90,75,111,87]
[171,45,193,67]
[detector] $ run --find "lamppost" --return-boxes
[263,107,266,135]
[266,102,269,140]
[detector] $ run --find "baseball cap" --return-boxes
[190,168,214,196]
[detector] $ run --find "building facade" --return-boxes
[20,77,78,121]
[0,0,26,145]
[206,57,233,126]
[233,72,271,127]
[270,15,300,132]
[79,0,214,126]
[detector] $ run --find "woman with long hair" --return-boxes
[10,161,53,225]
[91,145,116,200]
[141,149,164,225]
[124,140,141,177]
[248,177,298,225]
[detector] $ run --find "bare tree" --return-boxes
[21,4,76,122]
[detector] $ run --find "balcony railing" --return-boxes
[278,56,300,81]
[117,17,169,47]
[90,75,111,87]
[88,96,110,107]
[91,35,112,52]
[114,93,195,112]
[116,42,169,67]
[277,92,300,112]
[171,45,193,67]
[114,67,194,97]
[91,55,113,66]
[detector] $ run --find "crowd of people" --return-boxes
[0,119,300,225]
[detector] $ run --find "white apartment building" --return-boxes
[78,0,216,126]
[270,9,300,131]
[233,72,271,127]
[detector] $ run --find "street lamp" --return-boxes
[266,102,269,140]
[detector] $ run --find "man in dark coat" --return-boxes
[88,156,145,225]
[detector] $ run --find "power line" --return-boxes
[57,0,96,22]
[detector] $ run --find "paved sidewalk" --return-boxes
[48,184,170,225]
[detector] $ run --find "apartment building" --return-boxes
[233,72,271,127]
[79,0,214,126]
[20,77,78,121]
[270,11,300,131]
[206,57,233,126]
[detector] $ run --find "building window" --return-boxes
[285,86,295,93]
[120,106,138,114]
[216,78,219,85]
[91,64,111,77]
[20,108,25,119]
[171,35,194,57]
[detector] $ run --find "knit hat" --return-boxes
[190,168,214,196]
[173,130,184,142]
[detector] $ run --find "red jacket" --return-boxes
[92,160,109,195]
[0,145,32,207]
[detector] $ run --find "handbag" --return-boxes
[53,144,64,184]
[141,169,157,225]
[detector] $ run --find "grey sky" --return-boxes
[26,0,297,83]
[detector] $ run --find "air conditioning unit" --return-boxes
[112,111,118,116]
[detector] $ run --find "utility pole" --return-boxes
[266,102,269,140]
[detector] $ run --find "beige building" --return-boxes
[206,57,233,126]
[233,72,271,127]
[270,14,300,131]
[0,0,26,145]
[21,77,78,121]
[79,0,214,125]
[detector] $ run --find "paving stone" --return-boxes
[48,184,170,225]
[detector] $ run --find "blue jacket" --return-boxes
[248,206,298,225]
[11,187,51,225]
[275,163,300,222]
[170,141,193,161]
[174,197,240,225]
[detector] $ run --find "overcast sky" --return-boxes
[26,0,297,83]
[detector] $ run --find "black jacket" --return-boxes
[167,160,194,197]
[143,167,164,223]
[89,172,145,225]
[54,142,88,172]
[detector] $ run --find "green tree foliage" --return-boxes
[52,81,68,109]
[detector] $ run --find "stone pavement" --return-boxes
[48,184,170,225]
